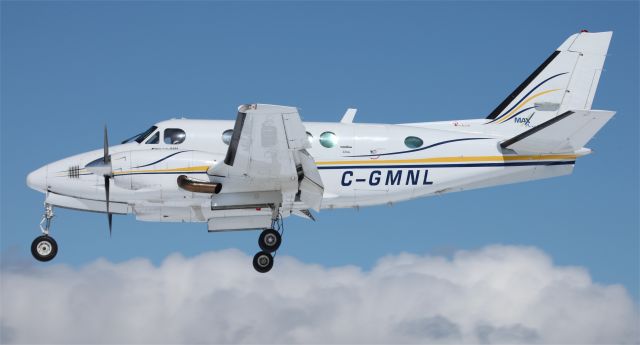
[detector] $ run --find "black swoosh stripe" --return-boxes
[486,71,568,124]
[345,138,490,158]
[495,106,535,125]
[487,50,561,120]
[132,150,193,168]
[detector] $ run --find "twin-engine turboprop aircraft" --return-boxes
[27,31,615,272]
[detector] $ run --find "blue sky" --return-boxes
[1,0,638,305]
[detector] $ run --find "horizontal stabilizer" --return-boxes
[500,109,615,153]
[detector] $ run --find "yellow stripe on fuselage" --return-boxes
[77,154,577,177]
[315,154,577,166]
[113,165,210,175]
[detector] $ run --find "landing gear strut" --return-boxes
[252,214,284,273]
[32,203,58,262]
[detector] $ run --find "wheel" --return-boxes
[258,228,281,253]
[252,251,274,273]
[31,235,58,262]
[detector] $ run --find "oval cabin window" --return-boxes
[319,131,338,148]
[404,136,423,149]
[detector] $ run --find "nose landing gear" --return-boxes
[31,235,58,262]
[32,203,58,262]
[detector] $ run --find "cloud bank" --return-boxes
[1,245,638,344]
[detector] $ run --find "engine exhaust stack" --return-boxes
[177,175,222,194]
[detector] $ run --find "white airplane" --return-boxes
[27,31,614,272]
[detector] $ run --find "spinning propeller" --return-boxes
[85,125,114,236]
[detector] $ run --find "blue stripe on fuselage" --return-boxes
[317,161,575,170]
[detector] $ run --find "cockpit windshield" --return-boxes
[121,126,158,144]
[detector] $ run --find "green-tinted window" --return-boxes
[319,131,338,148]
[404,136,423,149]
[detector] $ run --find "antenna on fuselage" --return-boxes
[340,108,357,123]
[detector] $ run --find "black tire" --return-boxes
[252,251,274,273]
[258,228,281,253]
[31,235,58,262]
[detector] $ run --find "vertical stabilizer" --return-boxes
[485,31,612,135]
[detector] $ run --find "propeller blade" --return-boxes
[105,176,112,237]
[103,125,110,164]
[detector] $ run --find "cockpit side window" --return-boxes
[145,131,159,144]
[121,126,158,144]
[164,128,186,145]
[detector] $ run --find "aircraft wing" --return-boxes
[208,104,324,222]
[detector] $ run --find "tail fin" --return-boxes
[485,31,612,134]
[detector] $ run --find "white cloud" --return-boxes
[1,245,638,344]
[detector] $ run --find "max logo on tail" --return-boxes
[514,112,535,127]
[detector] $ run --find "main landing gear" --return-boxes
[31,203,58,262]
[252,217,284,273]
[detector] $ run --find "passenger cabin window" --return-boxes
[164,128,186,144]
[404,136,423,149]
[146,131,159,144]
[306,131,314,144]
[222,129,233,145]
[319,131,338,148]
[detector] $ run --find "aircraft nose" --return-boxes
[26,165,48,193]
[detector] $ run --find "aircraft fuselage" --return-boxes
[27,118,576,223]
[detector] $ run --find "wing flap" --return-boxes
[210,104,324,214]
